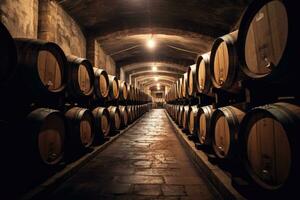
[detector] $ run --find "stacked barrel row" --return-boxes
[0,21,151,175]
[166,0,299,197]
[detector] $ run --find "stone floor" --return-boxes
[47,109,220,200]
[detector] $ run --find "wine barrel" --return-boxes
[210,30,242,92]
[181,105,190,132]
[127,106,133,124]
[107,106,121,131]
[188,105,199,134]
[132,105,138,120]
[14,39,67,95]
[237,0,296,83]
[108,75,119,100]
[171,105,176,120]
[0,22,17,85]
[239,102,300,192]
[119,106,129,128]
[181,73,188,99]
[93,68,109,99]
[196,52,212,95]
[174,105,180,122]
[119,80,128,101]
[65,107,95,150]
[92,107,111,139]
[128,85,134,101]
[187,64,197,96]
[177,105,184,126]
[211,106,245,159]
[66,55,94,99]
[176,79,182,99]
[197,105,215,146]
[26,108,65,165]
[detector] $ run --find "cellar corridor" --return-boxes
[47,109,219,200]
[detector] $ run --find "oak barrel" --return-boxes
[127,106,133,124]
[181,73,188,99]
[14,38,67,95]
[177,105,184,126]
[211,106,245,159]
[197,105,215,146]
[26,108,65,165]
[210,30,242,92]
[118,80,128,101]
[188,105,199,135]
[66,56,94,99]
[0,22,17,85]
[196,52,212,95]
[92,107,111,139]
[119,106,129,128]
[237,0,296,83]
[65,107,95,150]
[176,79,182,99]
[239,102,300,192]
[181,105,190,132]
[187,64,197,96]
[108,75,119,100]
[107,106,121,131]
[93,68,109,99]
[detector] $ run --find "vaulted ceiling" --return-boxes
[56,0,251,92]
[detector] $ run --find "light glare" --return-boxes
[146,38,156,49]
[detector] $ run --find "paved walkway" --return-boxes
[48,109,220,200]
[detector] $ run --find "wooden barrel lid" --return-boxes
[213,41,229,87]
[188,110,195,133]
[115,111,121,130]
[196,52,211,94]
[182,73,188,98]
[99,73,108,97]
[78,64,92,94]
[37,110,65,165]
[214,115,231,158]
[198,59,206,92]
[247,117,291,187]
[79,114,93,147]
[122,82,128,100]
[93,67,109,98]
[123,109,128,126]
[101,114,109,136]
[198,113,207,144]
[244,1,288,77]
[113,79,119,99]
[37,51,63,92]
[188,65,196,96]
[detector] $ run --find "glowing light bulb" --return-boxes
[152,66,157,71]
[146,37,156,49]
[154,77,159,81]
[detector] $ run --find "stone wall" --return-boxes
[0,0,116,75]
[87,38,116,75]
[38,0,86,57]
[0,0,38,38]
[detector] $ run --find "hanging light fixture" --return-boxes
[146,34,156,49]
[152,63,157,71]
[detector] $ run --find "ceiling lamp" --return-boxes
[146,34,156,49]
[152,65,157,72]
